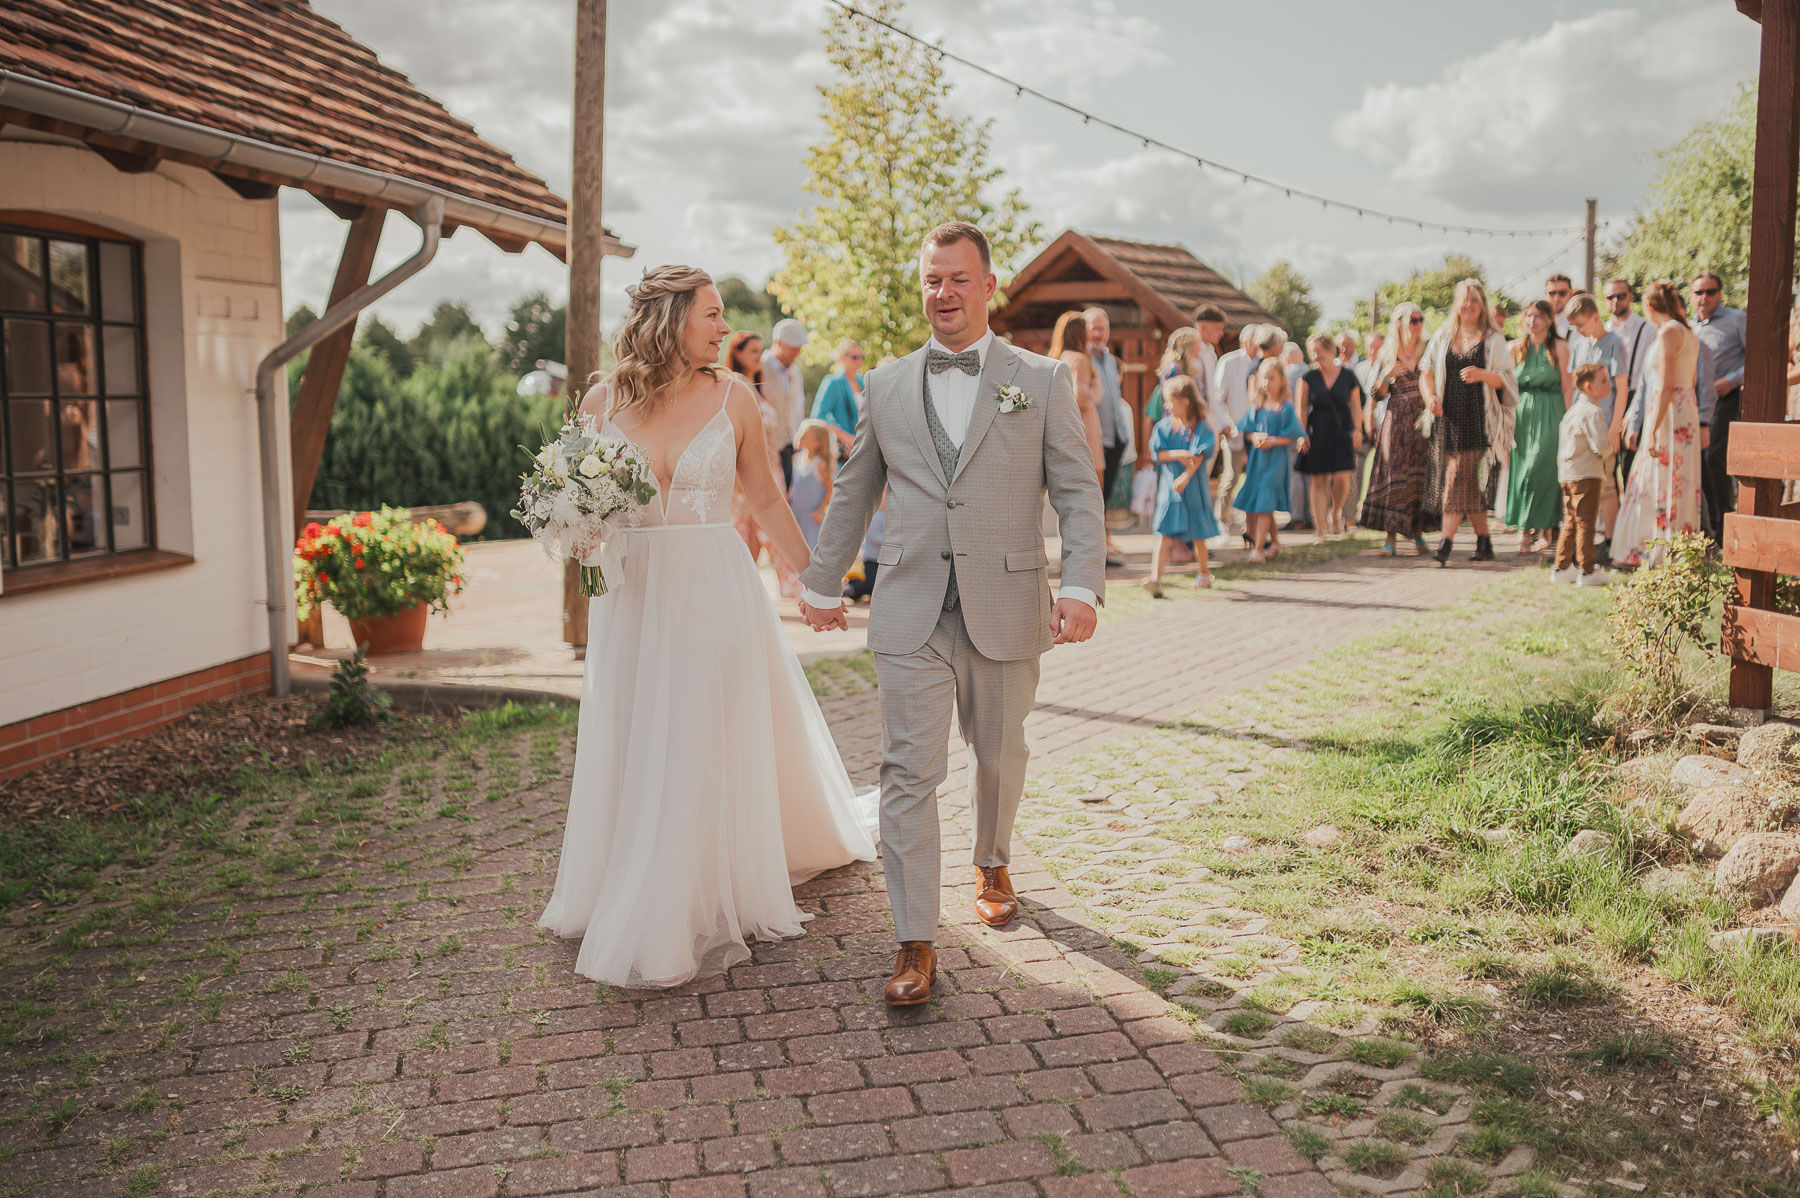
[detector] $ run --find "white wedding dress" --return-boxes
[538,377,879,988]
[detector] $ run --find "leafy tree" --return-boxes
[1351,254,1489,331]
[1605,83,1788,306]
[285,305,318,337]
[498,291,567,376]
[1247,261,1320,343]
[407,301,487,364]
[716,275,784,349]
[358,315,416,378]
[772,0,1039,363]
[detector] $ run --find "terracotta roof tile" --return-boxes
[0,0,586,241]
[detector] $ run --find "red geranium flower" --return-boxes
[302,522,325,539]
[352,512,373,528]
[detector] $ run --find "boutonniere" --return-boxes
[997,384,1031,413]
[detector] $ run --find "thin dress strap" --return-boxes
[719,374,736,412]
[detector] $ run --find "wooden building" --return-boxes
[991,230,1281,452]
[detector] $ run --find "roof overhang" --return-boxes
[0,69,632,262]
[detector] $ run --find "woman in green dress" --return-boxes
[1503,299,1572,552]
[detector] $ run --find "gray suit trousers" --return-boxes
[873,603,1040,944]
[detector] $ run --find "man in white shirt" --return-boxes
[1603,279,1651,490]
[1214,325,1266,533]
[761,319,809,486]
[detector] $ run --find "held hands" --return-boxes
[1701,424,1712,449]
[1050,597,1096,646]
[798,599,849,632]
[1429,398,1444,417]
[1625,430,1639,452]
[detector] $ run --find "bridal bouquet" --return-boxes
[512,413,657,597]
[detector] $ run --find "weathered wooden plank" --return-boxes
[1722,512,1800,574]
[1012,280,1136,304]
[1724,604,1800,674]
[1727,421,1800,480]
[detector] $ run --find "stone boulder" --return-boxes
[1639,867,1689,899]
[1737,723,1800,772]
[1714,833,1800,906]
[1301,825,1342,848]
[1781,874,1800,925]
[1563,830,1615,859]
[1709,927,1794,953]
[1671,756,1771,854]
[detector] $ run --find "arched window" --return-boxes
[0,218,152,570]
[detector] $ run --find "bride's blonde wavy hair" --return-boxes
[602,265,724,414]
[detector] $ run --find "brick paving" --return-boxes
[1,547,1523,1197]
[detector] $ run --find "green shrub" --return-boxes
[312,650,392,730]
[1605,532,1728,722]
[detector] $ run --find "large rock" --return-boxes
[1714,833,1800,906]
[1709,927,1794,953]
[1640,867,1690,899]
[1563,830,1615,859]
[1672,756,1772,854]
[1781,874,1800,925]
[1737,723,1800,772]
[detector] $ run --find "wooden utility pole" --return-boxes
[563,0,607,652]
[1369,291,1381,342]
[1582,198,1598,296]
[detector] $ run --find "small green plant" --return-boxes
[1284,1123,1331,1162]
[1605,531,1728,721]
[1375,1109,1434,1145]
[1345,1036,1414,1068]
[1239,1077,1295,1110]
[1226,1165,1264,1193]
[1421,1052,1537,1096]
[1512,960,1609,1008]
[312,648,393,729]
[1221,1009,1274,1039]
[1302,1091,1364,1120]
[1423,1158,1489,1194]
[1342,1139,1410,1175]
[1573,1031,1673,1069]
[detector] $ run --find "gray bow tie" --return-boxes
[926,347,981,376]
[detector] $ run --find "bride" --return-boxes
[538,265,878,988]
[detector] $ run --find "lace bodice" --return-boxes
[603,382,739,528]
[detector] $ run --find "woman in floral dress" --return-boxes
[1359,302,1434,553]
[1613,281,1701,567]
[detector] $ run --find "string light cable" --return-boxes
[823,0,1588,240]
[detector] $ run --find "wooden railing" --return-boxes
[1723,426,1800,690]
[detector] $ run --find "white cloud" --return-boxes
[1332,3,1754,216]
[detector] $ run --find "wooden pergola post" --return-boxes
[1722,0,1800,716]
[563,0,607,652]
[289,204,385,646]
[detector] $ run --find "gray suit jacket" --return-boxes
[799,337,1107,661]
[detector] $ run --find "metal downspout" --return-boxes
[254,197,445,696]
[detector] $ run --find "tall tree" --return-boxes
[408,301,487,363]
[1605,83,1784,305]
[499,291,567,375]
[358,315,416,378]
[1247,261,1320,344]
[1352,253,1489,330]
[772,0,1039,362]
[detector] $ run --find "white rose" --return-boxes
[579,454,603,478]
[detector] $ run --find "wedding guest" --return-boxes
[1191,303,1226,400]
[843,501,886,604]
[1295,333,1365,541]
[788,419,835,550]
[762,318,809,486]
[1144,376,1219,597]
[1692,270,1747,543]
[1545,272,1574,339]
[1564,293,1628,559]
[1504,299,1571,553]
[1491,300,1512,337]
[1236,359,1308,562]
[1086,307,1131,566]
[1420,278,1519,565]
[1360,302,1434,555]
[1337,332,1362,376]
[1605,279,1652,487]
[1337,331,1375,530]
[727,331,783,561]
[1049,310,1105,480]
[811,338,864,453]
[1278,342,1314,533]
[1550,363,1612,587]
[1614,281,1703,567]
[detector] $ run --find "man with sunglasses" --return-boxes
[1691,271,1746,543]
[1545,273,1574,340]
[1603,280,1652,486]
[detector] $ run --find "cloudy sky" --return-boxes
[285,0,1761,342]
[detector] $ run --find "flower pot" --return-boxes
[348,602,429,655]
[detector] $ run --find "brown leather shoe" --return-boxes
[975,865,1018,927]
[884,942,936,1006]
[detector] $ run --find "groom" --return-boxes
[799,221,1106,1006]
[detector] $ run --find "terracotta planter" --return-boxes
[348,602,429,655]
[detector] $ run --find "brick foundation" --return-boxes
[0,653,271,780]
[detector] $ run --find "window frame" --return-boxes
[0,215,156,574]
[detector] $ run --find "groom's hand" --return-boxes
[799,599,850,632]
[1050,597,1096,645]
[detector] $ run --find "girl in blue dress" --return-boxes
[1234,359,1309,563]
[1145,376,1219,597]
[787,420,835,550]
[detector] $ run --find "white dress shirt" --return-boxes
[803,329,1097,613]
[1213,348,1257,448]
[1606,311,1652,396]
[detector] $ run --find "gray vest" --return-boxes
[921,373,962,610]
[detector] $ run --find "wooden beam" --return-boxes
[564,0,608,651]
[214,172,279,201]
[1726,420,1800,479]
[1723,604,1800,674]
[92,144,164,174]
[1011,280,1134,304]
[1726,0,1800,713]
[1722,512,1800,573]
[289,205,385,530]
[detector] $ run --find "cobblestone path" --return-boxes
[1,550,1523,1198]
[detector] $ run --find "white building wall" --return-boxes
[0,141,288,725]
